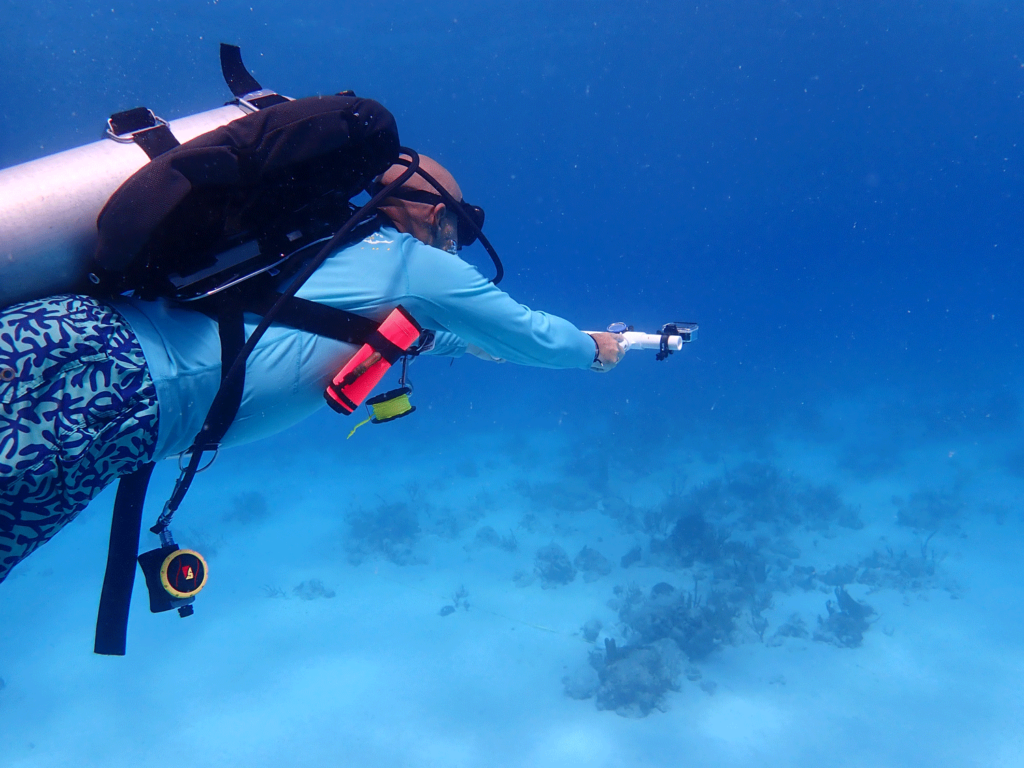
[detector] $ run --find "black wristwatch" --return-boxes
[590,335,604,370]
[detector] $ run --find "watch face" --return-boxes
[607,322,629,334]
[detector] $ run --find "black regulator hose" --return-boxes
[387,155,505,285]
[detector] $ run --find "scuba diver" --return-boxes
[0,47,695,655]
[0,152,625,588]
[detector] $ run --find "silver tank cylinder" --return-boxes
[0,104,249,309]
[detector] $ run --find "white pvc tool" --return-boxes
[620,331,684,352]
[586,326,697,354]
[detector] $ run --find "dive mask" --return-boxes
[369,184,485,250]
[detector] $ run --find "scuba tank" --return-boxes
[0,104,252,309]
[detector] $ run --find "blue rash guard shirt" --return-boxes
[112,227,595,461]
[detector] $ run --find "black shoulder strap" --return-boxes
[201,292,248,450]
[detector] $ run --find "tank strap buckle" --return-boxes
[105,107,180,159]
[235,88,291,114]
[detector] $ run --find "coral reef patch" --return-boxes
[345,502,420,565]
[814,587,876,648]
[534,543,576,588]
[574,546,613,582]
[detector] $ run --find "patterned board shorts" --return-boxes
[0,295,160,584]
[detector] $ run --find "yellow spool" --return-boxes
[347,387,416,438]
[369,391,413,421]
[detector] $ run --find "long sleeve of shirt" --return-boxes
[114,227,594,460]
[393,233,595,369]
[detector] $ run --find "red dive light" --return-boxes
[325,306,422,415]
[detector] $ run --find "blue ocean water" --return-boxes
[1,2,1023,766]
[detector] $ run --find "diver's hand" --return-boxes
[587,332,625,372]
[466,344,505,363]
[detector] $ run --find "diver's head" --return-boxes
[375,154,463,254]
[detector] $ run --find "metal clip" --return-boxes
[177,447,219,473]
[105,107,170,143]
[235,89,292,114]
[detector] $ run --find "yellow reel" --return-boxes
[347,386,416,439]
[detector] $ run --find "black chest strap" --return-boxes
[238,290,380,344]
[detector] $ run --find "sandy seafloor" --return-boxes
[1,389,1023,768]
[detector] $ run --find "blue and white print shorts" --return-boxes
[0,295,159,583]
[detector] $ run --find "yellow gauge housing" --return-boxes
[159,548,209,599]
